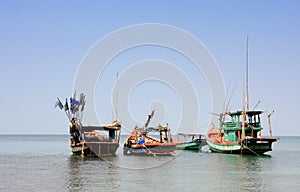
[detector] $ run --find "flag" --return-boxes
[54,101,59,108]
[70,97,79,105]
[55,98,63,110]
[70,97,79,113]
[64,98,69,111]
[70,97,74,113]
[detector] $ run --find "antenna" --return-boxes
[253,100,260,111]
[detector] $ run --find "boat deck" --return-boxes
[207,128,238,145]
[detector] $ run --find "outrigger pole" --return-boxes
[144,110,155,130]
[268,111,275,138]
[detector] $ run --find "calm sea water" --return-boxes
[0,135,299,192]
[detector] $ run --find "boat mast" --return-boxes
[115,73,122,143]
[242,36,249,139]
[241,103,246,139]
[112,73,119,122]
[116,72,119,121]
[245,36,250,111]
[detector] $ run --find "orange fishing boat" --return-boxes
[123,111,175,155]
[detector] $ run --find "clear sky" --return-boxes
[0,0,299,136]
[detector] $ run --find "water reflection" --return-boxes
[66,151,275,192]
[206,153,272,192]
[67,155,121,191]
[237,155,264,192]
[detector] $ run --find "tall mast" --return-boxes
[116,72,119,120]
[242,36,249,140]
[245,36,249,111]
[112,73,119,121]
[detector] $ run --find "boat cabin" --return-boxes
[220,111,263,142]
[79,122,121,142]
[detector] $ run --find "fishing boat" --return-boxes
[55,92,121,157]
[123,110,176,155]
[206,38,279,155]
[206,110,278,155]
[174,132,207,151]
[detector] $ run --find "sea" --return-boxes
[0,135,299,192]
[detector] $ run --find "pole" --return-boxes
[242,111,245,139]
[245,36,249,111]
[116,73,119,120]
[268,111,274,138]
[253,100,260,111]
[65,110,70,121]
[112,91,114,122]
[242,81,246,140]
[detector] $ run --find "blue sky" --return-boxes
[0,1,299,136]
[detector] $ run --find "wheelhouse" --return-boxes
[220,111,264,142]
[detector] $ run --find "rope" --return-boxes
[241,141,260,157]
[81,142,85,156]
[142,144,156,157]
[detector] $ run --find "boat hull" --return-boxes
[124,143,175,155]
[176,139,207,151]
[206,128,278,155]
[206,138,241,154]
[71,142,119,157]
[123,125,176,155]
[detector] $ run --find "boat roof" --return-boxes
[132,125,169,133]
[147,125,169,131]
[229,110,264,116]
[177,132,203,136]
[80,125,120,132]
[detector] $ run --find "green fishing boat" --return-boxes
[175,133,207,151]
[207,37,279,155]
[207,110,279,155]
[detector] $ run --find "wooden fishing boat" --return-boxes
[206,111,278,155]
[123,111,176,155]
[174,133,207,151]
[56,92,121,157]
[206,38,279,155]
[69,119,121,157]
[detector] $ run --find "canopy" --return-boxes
[80,124,120,132]
[229,110,264,116]
[177,132,203,136]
